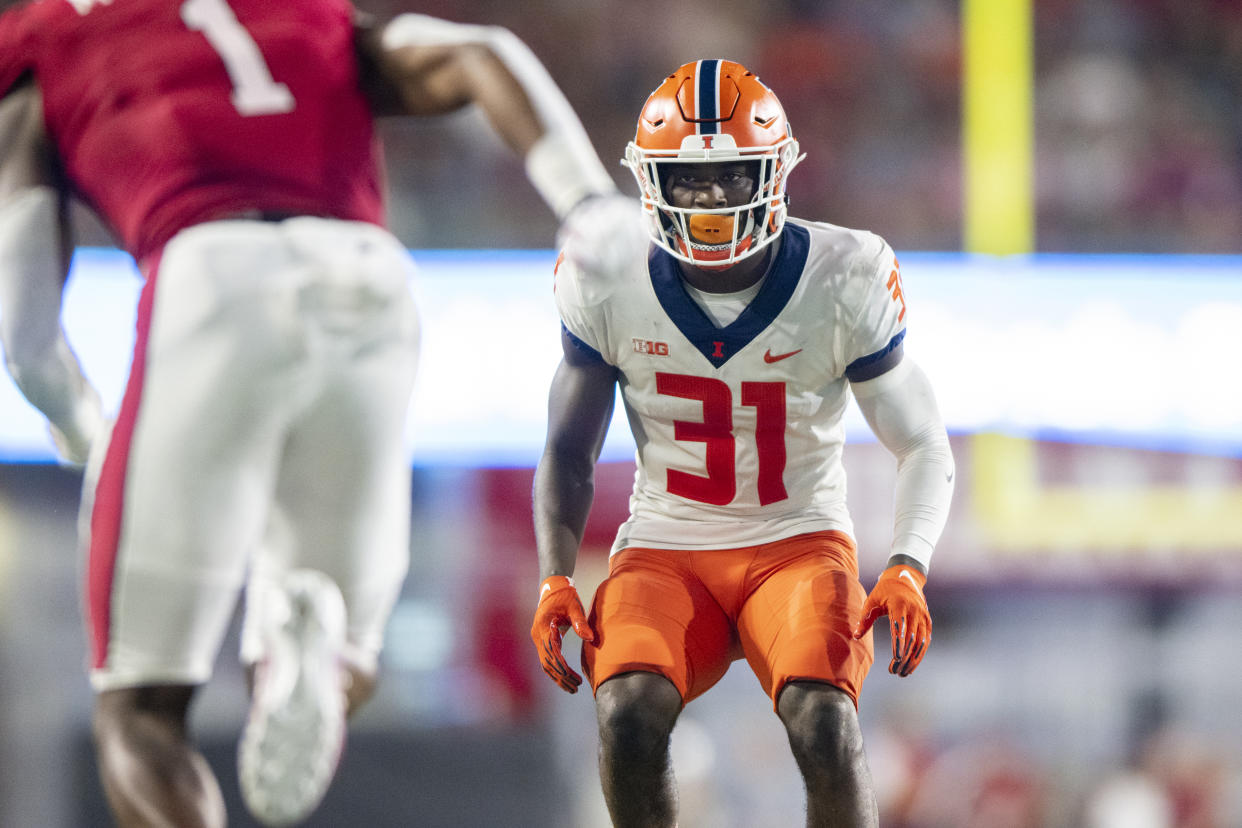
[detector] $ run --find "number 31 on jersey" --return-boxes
[657,373,789,507]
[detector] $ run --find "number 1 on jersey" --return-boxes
[181,0,295,116]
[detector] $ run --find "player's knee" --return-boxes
[595,673,680,760]
[91,695,123,747]
[343,662,378,717]
[92,685,197,757]
[95,685,191,721]
[778,682,865,770]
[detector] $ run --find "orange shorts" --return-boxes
[582,530,874,709]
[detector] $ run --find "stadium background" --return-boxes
[1,1,1240,825]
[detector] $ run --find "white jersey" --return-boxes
[554,218,908,554]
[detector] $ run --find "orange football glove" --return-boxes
[853,564,931,677]
[531,575,595,694]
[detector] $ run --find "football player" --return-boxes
[0,2,638,826]
[532,59,955,827]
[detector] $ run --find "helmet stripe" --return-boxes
[697,58,720,133]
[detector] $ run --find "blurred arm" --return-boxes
[851,357,955,574]
[0,83,103,466]
[358,13,617,219]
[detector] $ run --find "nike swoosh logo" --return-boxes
[763,348,803,364]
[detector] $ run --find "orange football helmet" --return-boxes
[624,59,803,268]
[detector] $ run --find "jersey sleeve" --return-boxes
[843,234,908,383]
[552,251,613,364]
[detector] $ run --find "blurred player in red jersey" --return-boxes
[530,60,956,827]
[0,1,640,825]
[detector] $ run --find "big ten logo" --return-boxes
[633,338,670,356]
[886,260,907,323]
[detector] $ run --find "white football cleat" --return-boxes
[239,569,348,826]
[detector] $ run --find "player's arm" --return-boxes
[529,328,617,693]
[535,328,617,581]
[0,82,103,466]
[356,13,615,217]
[849,356,954,676]
[356,13,645,275]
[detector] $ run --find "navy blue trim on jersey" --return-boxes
[844,329,906,382]
[561,323,606,363]
[648,223,810,368]
[697,59,719,132]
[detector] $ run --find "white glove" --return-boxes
[47,381,105,468]
[556,194,649,278]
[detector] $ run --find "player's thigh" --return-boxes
[244,306,419,667]
[114,222,304,543]
[737,532,873,708]
[584,548,737,704]
[85,228,298,689]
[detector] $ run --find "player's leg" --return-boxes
[92,685,226,828]
[240,218,419,711]
[582,547,736,828]
[736,531,878,827]
[83,224,298,827]
[594,671,684,828]
[777,681,877,828]
[85,450,256,828]
[236,218,419,823]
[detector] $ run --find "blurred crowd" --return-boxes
[358,0,1242,254]
[868,717,1240,828]
[1035,0,1242,253]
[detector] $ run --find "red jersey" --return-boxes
[0,0,385,263]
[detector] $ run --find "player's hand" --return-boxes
[557,194,647,278]
[531,575,594,694]
[853,564,931,677]
[49,385,105,468]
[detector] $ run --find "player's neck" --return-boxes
[677,243,775,294]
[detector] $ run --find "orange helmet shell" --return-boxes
[635,59,793,156]
[624,60,803,268]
